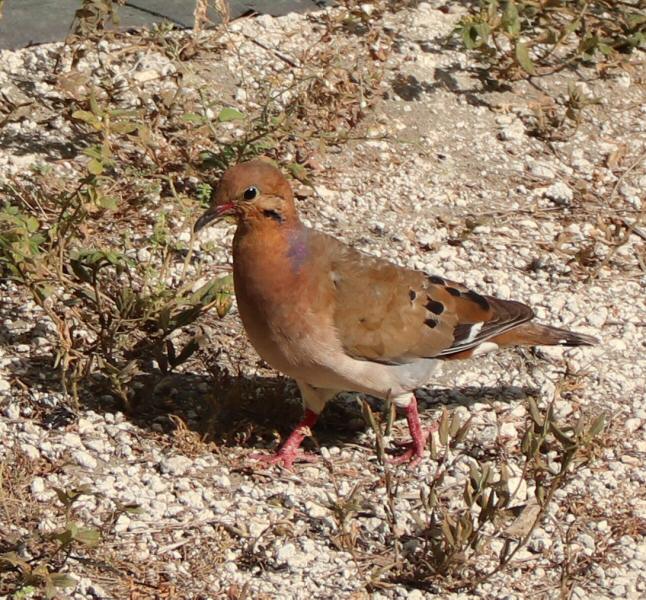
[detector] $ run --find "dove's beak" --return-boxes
[193,202,237,232]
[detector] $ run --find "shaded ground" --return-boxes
[0,0,331,48]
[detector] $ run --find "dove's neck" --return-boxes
[233,216,310,285]
[284,225,309,272]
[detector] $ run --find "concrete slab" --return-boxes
[0,1,330,49]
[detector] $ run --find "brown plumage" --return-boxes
[194,160,598,468]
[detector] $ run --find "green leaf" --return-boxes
[527,397,542,426]
[53,486,74,507]
[626,13,646,28]
[587,413,605,438]
[502,1,520,36]
[454,416,472,443]
[110,108,139,118]
[287,162,310,184]
[461,23,486,50]
[104,250,127,266]
[438,407,449,446]
[14,586,38,600]
[48,573,76,589]
[72,526,101,546]
[89,91,100,116]
[550,422,574,447]
[181,112,204,124]
[441,516,455,546]
[449,412,461,438]
[196,182,213,205]
[72,110,98,126]
[579,35,599,57]
[460,513,473,542]
[565,18,581,35]
[138,124,153,146]
[215,289,233,318]
[52,526,74,546]
[112,120,139,134]
[627,31,645,50]
[470,465,483,495]
[97,195,118,210]
[87,158,104,175]
[463,482,474,506]
[485,0,499,22]
[597,42,613,56]
[475,21,491,46]
[0,551,30,571]
[218,107,245,122]
[82,145,105,160]
[189,274,234,306]
[35,284,54,301]
[515,41,535,74]
[25,216,39,233]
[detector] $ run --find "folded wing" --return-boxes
[315,233,533,363]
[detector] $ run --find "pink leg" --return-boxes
[389,396,437,467]
[251,409,319,469]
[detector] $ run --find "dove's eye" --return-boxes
[243,186,259,201]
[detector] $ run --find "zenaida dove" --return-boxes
[194,160,597,468]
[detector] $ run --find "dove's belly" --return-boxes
[239,299,439,398]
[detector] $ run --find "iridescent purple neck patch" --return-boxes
[286,228,308,272]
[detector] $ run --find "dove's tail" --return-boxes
[491,322,599,348]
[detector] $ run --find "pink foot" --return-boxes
[388,397,437,467]
[250,409,319,470]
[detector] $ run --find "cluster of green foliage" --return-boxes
[0,0,391,409]
[1,155,232,408]
[456,0,645,77]
[359,391,605,590]
[0,71,239,407]
[0,482,141,598]
[71,0,126,35]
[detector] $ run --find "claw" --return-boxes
[388,431,429,466]
[249,408,319,470]
[388,428,434,466]
[250,449,318,470]
[388,396,437,467]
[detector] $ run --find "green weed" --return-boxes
[455,0,644,78]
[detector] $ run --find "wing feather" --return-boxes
[308,231,534,363]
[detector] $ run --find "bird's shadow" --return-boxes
[114,367,539,452]
[5,331,537,453]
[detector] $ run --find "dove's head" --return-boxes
[194,160,298,232]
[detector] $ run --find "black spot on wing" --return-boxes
[465,290,490,311]
[409,289,417,302]
[429,275,445,285]
[425,318,437,328]
[425,298,444,315]
[446,287,461,297]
